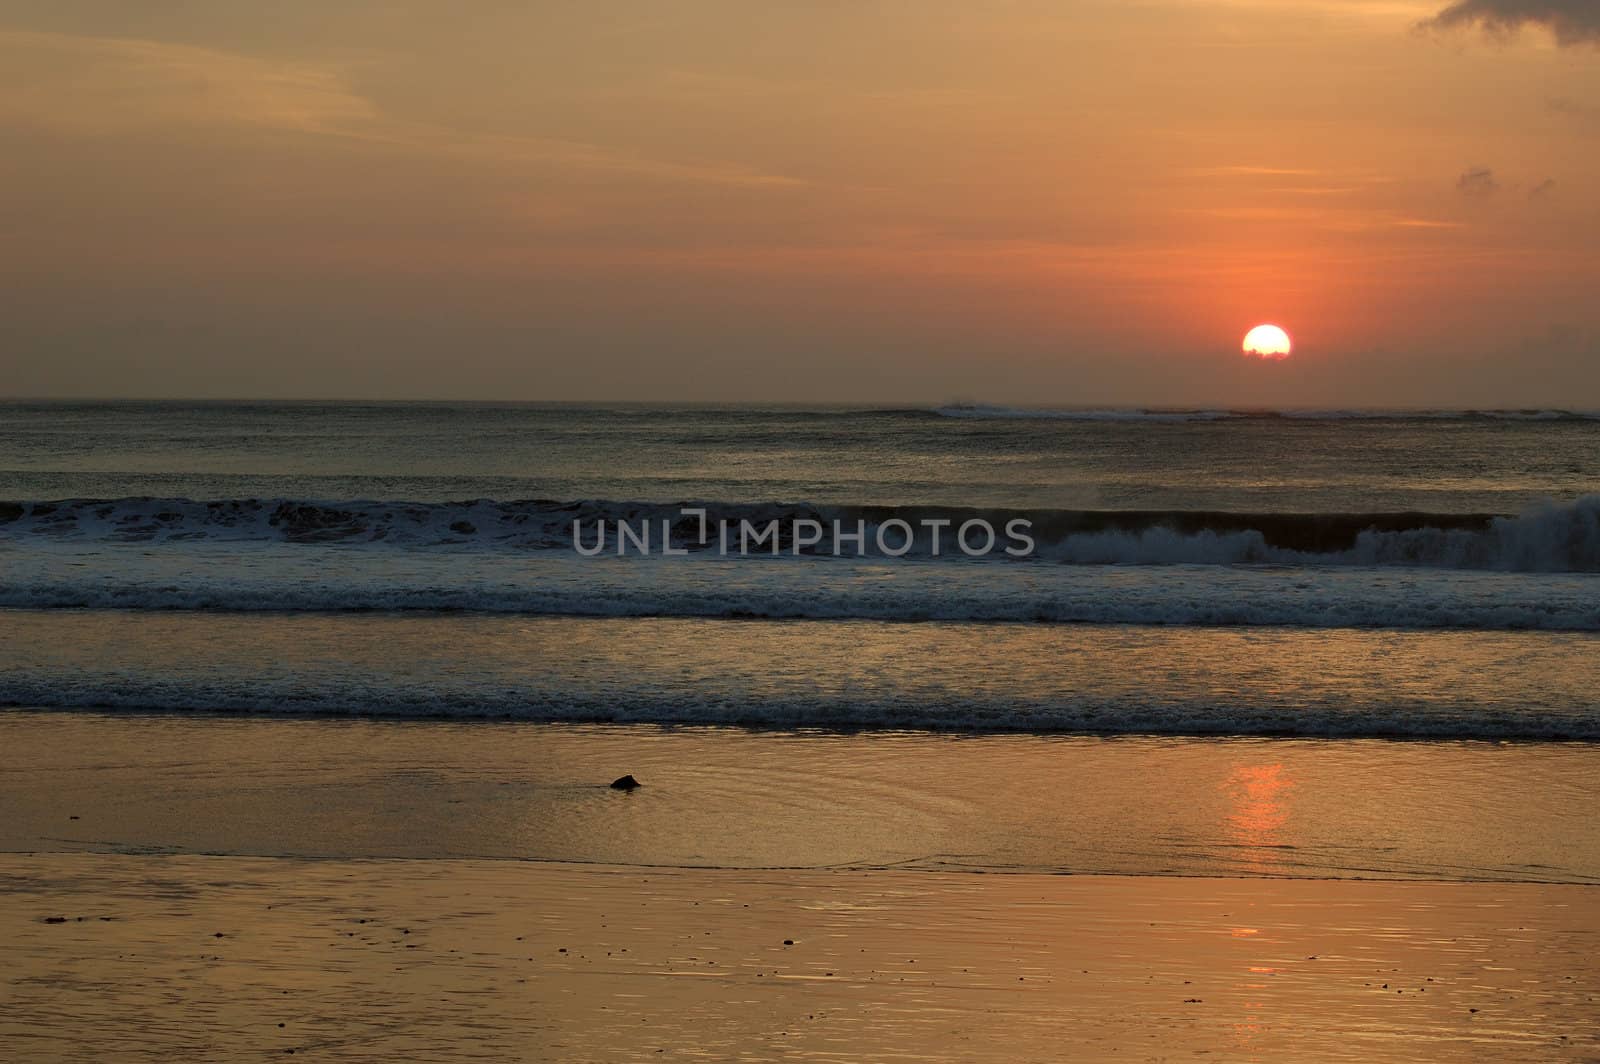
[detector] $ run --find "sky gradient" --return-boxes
[2,0,1597,405]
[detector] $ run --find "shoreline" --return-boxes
[14,708,1600,749]
[9,848,1600,888]
[5,710,1597,884]
[14,701,1600,746]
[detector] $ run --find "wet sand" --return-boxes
[5,711,1598,882]
[3,853,1597,1062]
[4,710,1598,1060]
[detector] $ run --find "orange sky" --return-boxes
[1,0,1597,404]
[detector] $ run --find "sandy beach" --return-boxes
[2,710,1598,1061]
[4,853,1597,1062]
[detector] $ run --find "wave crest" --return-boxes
[3,495,1599,571]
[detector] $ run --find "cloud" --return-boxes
[1456,167,1498,196]
[1421,0,1600,45]
[1387,217,1466,229]
[1529,177,1556,199]
[1183,166,1323,177]
[0,29,805,190]
[0,29,375,136]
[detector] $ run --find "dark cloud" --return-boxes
[1422,0,1600,45]
[1529,178,1556,199]
[1456,167,1498,197]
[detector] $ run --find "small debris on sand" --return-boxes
[610,775,642,791]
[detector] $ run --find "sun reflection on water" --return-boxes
[1225,763,1295,875]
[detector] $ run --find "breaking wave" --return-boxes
[3,495,1600,572]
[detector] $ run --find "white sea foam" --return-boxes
[6,495,1599,571]
[2,543,1598,630]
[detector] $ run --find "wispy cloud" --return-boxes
[1387,217,1465,229]
[0,29,806,189]
[0,29,376,136]
[1420,0,1600,45]
[1182,204,1463,231]
[1183,166,1323,177]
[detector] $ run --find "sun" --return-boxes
[1242,324,1292,359]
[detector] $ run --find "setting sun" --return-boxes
[1243,324,1292,360]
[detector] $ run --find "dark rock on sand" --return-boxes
[610,775,641,790]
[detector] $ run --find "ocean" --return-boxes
[2,400,1599,738]
[3,400,1599,883]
